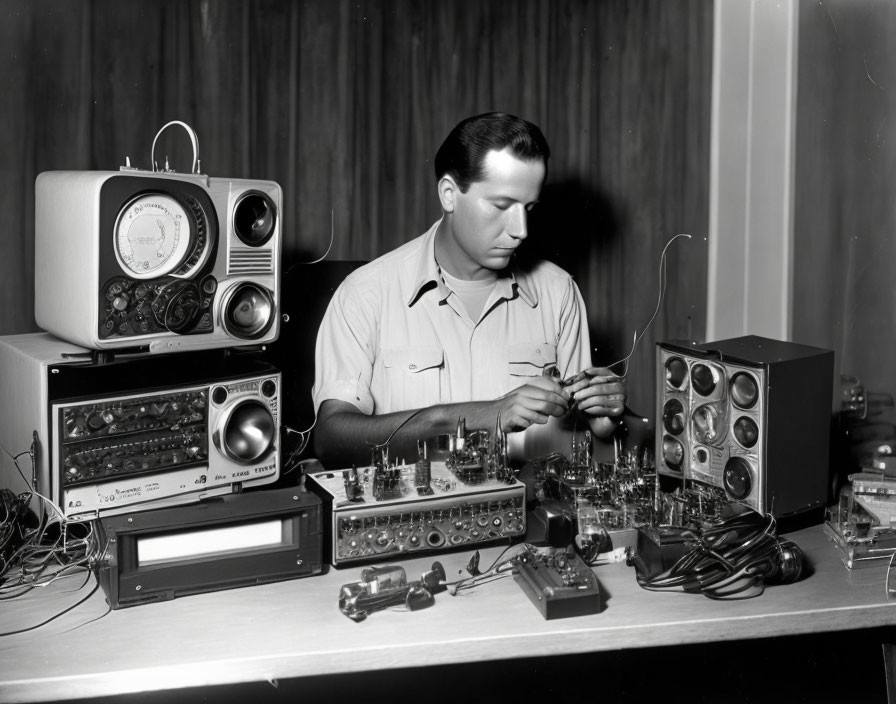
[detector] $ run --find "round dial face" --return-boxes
[114,194,192,279]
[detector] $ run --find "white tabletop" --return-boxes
[0,523,892,703]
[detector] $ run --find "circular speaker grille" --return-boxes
[690,363,717,396]
[662,399,685,435]
[222,283,274,339]
[723,456,753,500]
[730,372,759,409]
[733,416,759,448]
[221,400,275,464]
[662,435,684,471]
[665,356,688,390]
[233,191,277,246]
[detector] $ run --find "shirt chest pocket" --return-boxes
[381,346,444,410]
[507,342,558,377]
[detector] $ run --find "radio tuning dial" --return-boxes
[113,193,193,279]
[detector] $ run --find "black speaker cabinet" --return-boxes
[656,336,834,518]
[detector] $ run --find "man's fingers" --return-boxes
[499,381,571,430]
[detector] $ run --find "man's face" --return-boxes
[440,148,545,280]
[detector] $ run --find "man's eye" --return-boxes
[493,202,511,210]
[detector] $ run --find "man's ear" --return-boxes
[437,175,460,213]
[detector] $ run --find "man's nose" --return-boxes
[506,203,528,240]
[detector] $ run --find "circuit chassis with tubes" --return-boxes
[306,462,526,566]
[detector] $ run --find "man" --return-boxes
[312,112,625,467]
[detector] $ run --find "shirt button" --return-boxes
[409,364,417,370]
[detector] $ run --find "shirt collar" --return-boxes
[406,220,539,308]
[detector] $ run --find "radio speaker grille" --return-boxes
[655,336,834,518]
[228,248,274,274]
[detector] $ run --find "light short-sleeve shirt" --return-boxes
[312,220,594,416]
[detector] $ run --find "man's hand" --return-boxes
[562,366,626,419]
[493,376,571,431]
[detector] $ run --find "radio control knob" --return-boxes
[112,294,130,311]
[86,414,107,431]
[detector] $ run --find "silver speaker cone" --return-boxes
[233,191,277,246]
[223,283,274,338]
[221,400,274,463]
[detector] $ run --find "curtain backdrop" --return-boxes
[0,0,711,417]
[795,1,896,392]
[794,0,896,471]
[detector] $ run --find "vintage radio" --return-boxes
[0,332,281,520]
[307,462,526,566]
[656,336,834,517]
[34,167,281,354]
[97,483,322,609]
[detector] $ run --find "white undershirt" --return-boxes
[439,267,498,322]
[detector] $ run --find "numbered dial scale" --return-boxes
[113,193,204,279]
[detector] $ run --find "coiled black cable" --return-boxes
[627,511,804,600]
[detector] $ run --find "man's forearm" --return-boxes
[313,400,499,468]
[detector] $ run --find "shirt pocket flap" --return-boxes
[507,342,558,376]
[382,347,444,373]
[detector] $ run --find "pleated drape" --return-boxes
[0,0,711,416]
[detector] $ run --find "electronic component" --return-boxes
[96,483,322,609]
[512,544,602,619]
[307,424,527,565]
[0,332,281,520]
[656,337,834,517]
[338,561,446,622]
[34,122,281,355]
[628,510,804,599]
[445,418,514,484]
[824,472,896,568]
[307,461,526,566]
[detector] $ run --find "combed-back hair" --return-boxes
[433,112,550,192]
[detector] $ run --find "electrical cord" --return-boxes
[627,511,804,600]
[447,542,532,595]
[281,421,315,475]
[602,233,692,378]
[0,441,108,635]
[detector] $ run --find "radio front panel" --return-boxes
[53,371,281,519]
[35,170,282,354]
[0,333,286,521]
[657,346,767,513]
[308,464,526,566]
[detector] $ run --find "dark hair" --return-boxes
[433,112,550,192]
